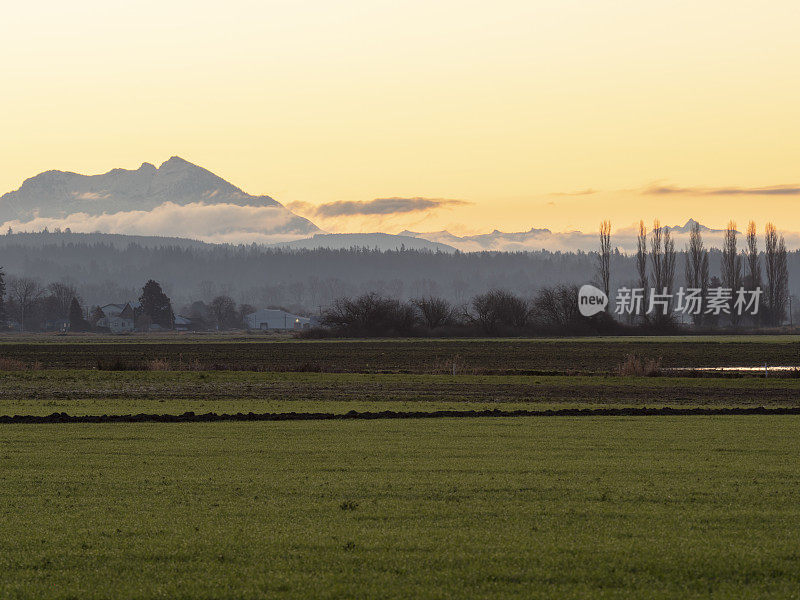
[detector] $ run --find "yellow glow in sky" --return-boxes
[3,0,800,235]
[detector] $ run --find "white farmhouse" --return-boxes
[244,309,311,331]
[97,303,136,333]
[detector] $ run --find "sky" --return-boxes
[3,0,800,236]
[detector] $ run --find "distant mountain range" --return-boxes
[274,233,457,253]
[399,228,555,252]
[396,219,733,253]
[0,157,750,251]
[274,220,740,253]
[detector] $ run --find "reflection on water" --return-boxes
[670,366,799,372]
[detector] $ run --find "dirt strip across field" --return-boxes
[3,406,800,424]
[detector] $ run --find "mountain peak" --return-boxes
[159,156,196,170]
[666,219,726,234]
[0,158,320,238]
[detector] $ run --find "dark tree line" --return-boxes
[0,232,634,311]
[0,225,796,334]
[318,287,620,337]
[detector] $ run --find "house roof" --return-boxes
[100,303,126,316]
[100,302,137,319]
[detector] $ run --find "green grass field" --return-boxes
[2,417,800,599]
[2,337,799,597]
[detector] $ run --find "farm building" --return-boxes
[97,303,136,333]
[174,315,205,331]
[244,309,311,330]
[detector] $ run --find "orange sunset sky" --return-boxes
[3,0,800,235]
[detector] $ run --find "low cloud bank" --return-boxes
[0,202,318,245]
[4,203,800,252]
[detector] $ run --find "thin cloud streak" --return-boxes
[549,189,598,196]
[290,197,471,218]
[644,184,800,196]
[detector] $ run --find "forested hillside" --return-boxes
[1,231,798,315]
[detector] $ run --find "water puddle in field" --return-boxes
[669,366,800,373]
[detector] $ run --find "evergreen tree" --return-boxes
[89,306,106,329]
[68,297,88,332]
[139,280,174,329]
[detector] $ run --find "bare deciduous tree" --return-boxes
[722,221,743,325]
[776,235,789,326]
[636,221,648,323]
[598,220,611,299]
[765,223,782,325]
[745,221,761,290]
[650,219,663,295]
[210,295,238,330]
[9,277,43,331]
[471,289,528,333]
[663,226,675,302]
[47,281,80,319]
[684,220,709,325]
[532,285,581,330]
[648,220,675,323]
[412,296,454,329]
[322,293,415,336]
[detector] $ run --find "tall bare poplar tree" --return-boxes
[636,220,648,322]
[650,219,664,293]
[721,222,742,289]
[648,221,674,322]
[684,220,708,326]
[765,223,779,325]
[663,226,675,296]
[745,221,761,290]
[722,221,743,325]
[744,221,761,325]
[598,221,611,299]
[776,235,789,326]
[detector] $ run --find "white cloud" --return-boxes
[0,202,317,244]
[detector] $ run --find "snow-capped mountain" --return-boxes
[399,228,556,252]
[399,220,736,253]
[664,218,728,235]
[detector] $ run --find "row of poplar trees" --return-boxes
[597,220,789,327]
